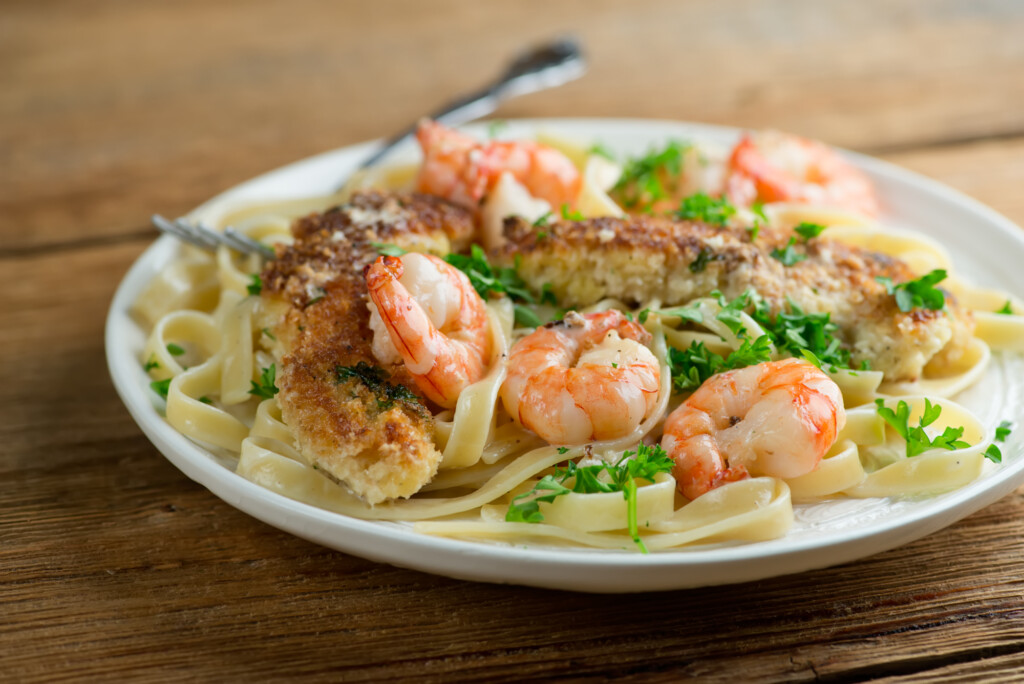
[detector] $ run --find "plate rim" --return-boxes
[106,116,1024,592]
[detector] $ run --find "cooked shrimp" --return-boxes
[725,131,879,216]
[365,253,491,409]
[500,310,661,444]
[415,120,582,210]
[661,358,845,500]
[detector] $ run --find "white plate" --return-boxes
[107,119,1024,593]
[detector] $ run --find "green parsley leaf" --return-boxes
[249,364,280,400]
[486,119,507,138]
[198,396,213,405]
[556,446,570,455]
[370,242,408,257]
[261,327,276,341]
[143,355,160,372]
[875,398,971,458]
[996,300,1014,315]
[711,289,753,338]
[751,297,851,370]
[513,304,543,328]
[166,343,185,357]
[668,335,773,392]
[505,444,674,552]
[588,143,616,161]
[611,140,690,211]
[150,377,172,400]
[996,420,1013,442]
[533,211,552,227]
[305,287,326,307]
[689,247,717,273]
[540,283,558,306]
[770,237,807,266]
[444,244,534,303]
[335,362,422,412]
[247,274,262,296]
[875,269,947,312]
[560,203,585,221]
[793,222,827,242]
[984,444,1003,463]
[673,192,736,227]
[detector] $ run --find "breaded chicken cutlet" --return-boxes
[257,191,474,504]
[497,215,972,382]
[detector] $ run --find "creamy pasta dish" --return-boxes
[133,121,1023,552]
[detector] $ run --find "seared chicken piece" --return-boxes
[257,191,475,504]
[497,216,972,382]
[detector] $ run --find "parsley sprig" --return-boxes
[669,336,773,392]
[506,444,675,552]
[249,364,280,400]
[793,222,827,241]
[335,362,422,413]
[247,274,262,296]
[611,140,690,211]
[875,269,947,313]
[751,296,852,370]
[673,192,736,227]
[985,420,1014,463]
[770,237,806,267]
[875,398,970,458]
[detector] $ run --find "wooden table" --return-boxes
[6,1,1024,680]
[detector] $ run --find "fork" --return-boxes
[152,37,586,257]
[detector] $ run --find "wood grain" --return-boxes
[3,0,1024,251]
[5,0,1024,680]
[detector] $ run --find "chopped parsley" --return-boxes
[486,120,507,138]
[513,304,543,328]
[370,242,408,257]
[986,420,1015,464]
[150,377,172,400]
[248,364,280,400]
[144,355,160,372]
[996,300,1014,315]
[540,283,558,306]
[875,398,970,458]
[710,289,753,338]
[588,142,616,161]
[747,201,767,242]
[751,297,851,370]
[335,362,422,412]
[198,396,213,405]
[305,287,326,307]
[166,343,185,357]
[793,222,827,242]
[673,192,736,227]
[770,237,806,266]
[689,247,718,273]
[875,269,947,313]
[505,444,675,552]
[246,274,262,296]
[444,244,534,302]
[533,211,552,227]
[611,140,690,211]
[668,336,773,392]
[261,327,276,341]
[560,204,585,221]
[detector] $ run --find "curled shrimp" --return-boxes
[365,253,491,409]
[415,120,582,210]
[500,310,661,444]
[725,131,878,216]
[662,358,846,500]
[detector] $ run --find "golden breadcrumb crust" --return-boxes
[497,216,972,381]
[257,191,475,504]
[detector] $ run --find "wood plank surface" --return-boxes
[4,0,1024,681]
[4,0,1024,251]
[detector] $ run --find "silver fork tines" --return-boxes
[151,214,275,259]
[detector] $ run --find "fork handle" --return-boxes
[349,37,586,174]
